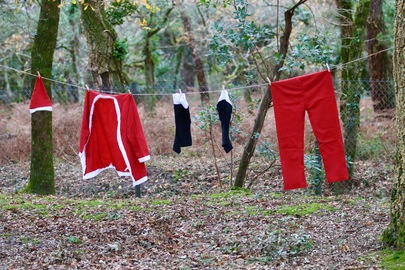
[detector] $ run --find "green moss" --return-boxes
[380,249,405,269]
[75,199,106,208]
[277,203,337,216]
[127,205,143,211]
[150,199,172,206]
[0,193,146,223]
[82,212,108,221]
[2,198,49,216]
[245,206,273,216]
[53,204,68,211]
[268,192,283,198]
[218,201,233,207]
[190,194,204,200]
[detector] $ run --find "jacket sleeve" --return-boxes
[125,95,150,163]
[79,90,92,153]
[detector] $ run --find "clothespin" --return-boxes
[326,63,331,72]
[127,89,131,94]
[37,71,41,78]
[178,89,182,94]
[85,84,90,90]
[266,77,271,85]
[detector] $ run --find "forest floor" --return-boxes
[0,100,401,269]
[0,155,397,270]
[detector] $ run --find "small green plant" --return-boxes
[256,226,313,259]
[356,134,386,161]
[194,104,223,186]
[193,104,219,132]
[106,1,137,26]
[67,236,82,244]
[289,233,314,255]
[172,169,189,182]
[209,1,275,66]
[278,32,337,74]
[113,39,128,62]
[256,141,277,161]
[304,152,325,196]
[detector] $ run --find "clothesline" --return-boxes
[338,47,394,69]
[0,45,395,96]
[0,63,268,95]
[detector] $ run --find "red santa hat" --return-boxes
[29,75,52,113]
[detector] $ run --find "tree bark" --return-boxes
[335,0,368,180]
[382,0,405,249]
[26,0,61,195]
[80,0,124,92]
[180,48,195,88]
[366,0,395,111]
[180,10,210,102]
[143,33,157,113]
[234,0,307,188]
[66,3,80,103]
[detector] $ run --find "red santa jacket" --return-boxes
[79,90,150,186]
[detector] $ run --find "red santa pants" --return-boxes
[271,70,349,190]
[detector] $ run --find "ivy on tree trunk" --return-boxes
[335,0,369,181]
[26,0,61,195]
[382,0,405,249]
[80,0,124,92]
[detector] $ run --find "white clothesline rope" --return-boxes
[0,45,396,96]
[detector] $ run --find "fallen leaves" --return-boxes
[0,154,394,269]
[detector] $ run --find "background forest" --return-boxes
[0,0,395,98]
[0,0,403,269]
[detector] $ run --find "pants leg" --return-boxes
[303,71,349,183]
[271,78,307,190]
[271,70,348,190]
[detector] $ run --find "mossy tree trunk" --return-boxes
[26,0,61,195]
[80,0,125,92]
[143,32,157,113]
[141,5,174,113]
[335,0,369,180]
[382,0,405,249]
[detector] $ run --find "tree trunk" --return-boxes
[66,3,80,103]
[26,0,61,195]
[234,0,307,188]
[80,0,124,92]
[382,0,405,249]
[335,0,368,180]
[366,0,395,111]
[4,59,12,102]
[180,48,195,88]
[141,5,174,113]
[180,10,210,103]
[143,34,157,113]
